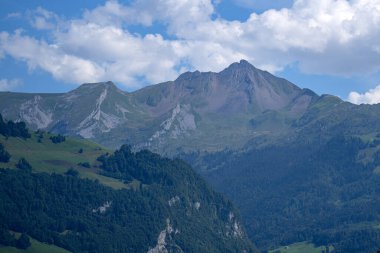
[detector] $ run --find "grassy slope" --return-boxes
[0,233,70,253]
[269,242,333,253]
[0,132,127,189]
[0,238,70,253]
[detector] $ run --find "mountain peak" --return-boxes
[237,59,255,67]
[77,81,116,89]
[175,60,255,82]
[223,59,257,72]
[72,81,128,95]
[175,70,202,82]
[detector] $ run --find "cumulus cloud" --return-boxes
[348,85,380,104]
[1,0,380,89]
[0,78,22,91]
[83,0,215,29]
[0,31,104,83]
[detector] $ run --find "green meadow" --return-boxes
[0,132,128,189]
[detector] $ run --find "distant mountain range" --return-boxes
[2,60,380,252]
[0,60,324,153]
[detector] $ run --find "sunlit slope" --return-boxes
[0,132,127,189]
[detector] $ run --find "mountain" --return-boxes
[0,116,257,253]
[3,60,380,252]
[185,94,380,252]
[203,134,380,253]
[0,81,141,146]
[0,60,318,153]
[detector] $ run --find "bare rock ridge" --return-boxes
[136,60,304,115]
[0,60,323,152]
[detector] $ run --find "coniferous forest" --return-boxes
[0,115,255,253]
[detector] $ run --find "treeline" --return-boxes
[0,229,31,249]
[313,229,380,253]
[98,145,185,186]
[50,134,66,144]
[0,114,30,138]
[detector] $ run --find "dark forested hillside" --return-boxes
[0,168,255,253]
[204,135,380,253]
[0,117,256,253]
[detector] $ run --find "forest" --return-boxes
[204,135,380,253]
[0,119,255,253]
[0,114,30,139]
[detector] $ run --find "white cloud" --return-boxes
[234,0,294,11]
[0,79,22,91]
[83,0,215,29]
[2,0,380,89]
[28,7,60,30]
[0,31,104,84]
[6,12,22,19]
[348,85,380,104]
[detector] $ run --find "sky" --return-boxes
[1,0,380,104]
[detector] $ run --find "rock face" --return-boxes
[0,60,318,152]
[147,219,182,253]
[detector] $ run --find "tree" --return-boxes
[65,168,79,177]
[50,135,66,144]
[16,233,31,249]
[78,162,90,168]
[16,158,32,171]
[0,144,11,163]
[0,113,30,138]
[0,228,16,246]
[0,114,6,135]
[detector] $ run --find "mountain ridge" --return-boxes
[0,60,320,153]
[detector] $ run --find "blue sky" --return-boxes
[1,0,380,104]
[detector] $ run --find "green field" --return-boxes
[269,242,333,253]
[0,132,128,189]
[0,233,71,253]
